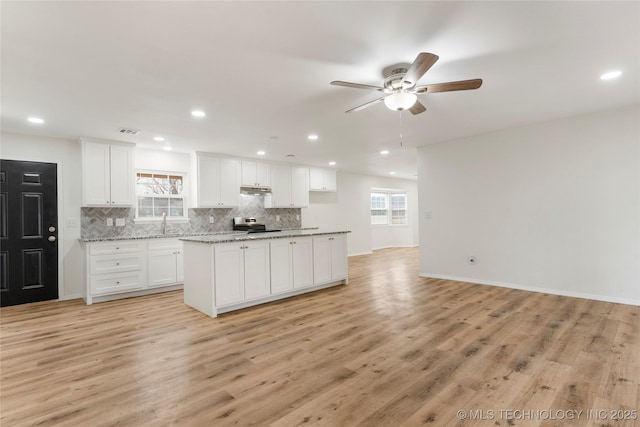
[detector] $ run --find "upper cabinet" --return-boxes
[241,160,271,187]
[82,140,135,207]
[196,154,240,208]
[266,165,309,208]
[309,167,337,192]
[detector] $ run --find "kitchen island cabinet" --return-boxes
[182,230,349,317]
[270,236,314,293]
[214,240,270,305]
[313,234,347,285]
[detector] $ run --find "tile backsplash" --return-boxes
[81,194,301,239]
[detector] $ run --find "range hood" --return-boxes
[240,186,272,195]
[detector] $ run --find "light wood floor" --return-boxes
[1,247,638,426]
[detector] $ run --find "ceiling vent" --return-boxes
[117,127,140,136]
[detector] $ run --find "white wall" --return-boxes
[418,105,640,305]
[302,171,419,256]
[1,132,84,299]
[135,147,190,173]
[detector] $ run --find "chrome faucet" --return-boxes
[161,212,167,235]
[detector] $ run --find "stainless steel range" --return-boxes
[232,217,281,234]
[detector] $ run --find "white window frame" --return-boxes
[134,170,189,223]
[370,189,408,226]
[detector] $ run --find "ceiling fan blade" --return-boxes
[414,78,483,94]
[345,96,386,113]
[402,52,439,88]
[331,81,385,91]
[409,100,426,115]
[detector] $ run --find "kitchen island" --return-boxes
[181,229,350,317]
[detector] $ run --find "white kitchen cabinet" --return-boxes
[196,154,240,208]
[313,234,348,285]
[241,160,271,187]
[82,140,135,206]
[214,240,270,306]
[270,237,313,294]
[84,238,184,304]
[267,165,309,207]
[309,167,337,192]
[214,243,245,306]
[84,240,147,303]
[147,239,183,288]
[183,232,348,317]
[243,242,271,300]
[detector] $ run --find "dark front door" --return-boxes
[0,159,58,307]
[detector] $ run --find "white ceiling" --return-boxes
[2,1,638,180]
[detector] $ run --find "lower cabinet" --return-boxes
[313,234,348,285]
[214,241,270,306]
[270,237,313,294]
[148,239,184,288]
[183,232,349,317]
[84,238,183,304]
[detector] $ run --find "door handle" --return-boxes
[48,236,56,242]
[48,226,56,232]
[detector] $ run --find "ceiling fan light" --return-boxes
[384,92,417,111]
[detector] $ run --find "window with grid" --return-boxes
[390,193,407,224]
[136,172,186,219]
[371,191,407,225]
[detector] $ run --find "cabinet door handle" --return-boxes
[116,262,120,266]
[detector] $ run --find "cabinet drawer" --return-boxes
[90,253,144,275]
[147,238,182,251]
[90,271,146,296]
[89,240,146,255]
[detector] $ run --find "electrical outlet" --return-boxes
[467,256,477,265]
[296,214,300,221]
[209,216,215,224]
[276,215,280,222]
[65,218,79,227]
[115,218,125,227]
[106,218,113,227]
[424,211,433,219]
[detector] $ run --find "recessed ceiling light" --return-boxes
[191,110,206,117]
[328,161,336,166]
[27,117,44,124]
[153,136,165,142]
[600,70,622,80]
[163,146,172,151]
[308,134,319,141]
[257,150,266,156]
[380,150,389,155]
[389,171,396,175]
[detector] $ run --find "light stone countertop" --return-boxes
[179,229,350,244]
[80,228,325,242]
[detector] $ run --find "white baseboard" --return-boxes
[348,251,373,257]
[419,273,640,307]
[60,293,82,301]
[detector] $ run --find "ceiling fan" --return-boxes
[331,52,482,115]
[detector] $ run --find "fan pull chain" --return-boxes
[399,111,404,147]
